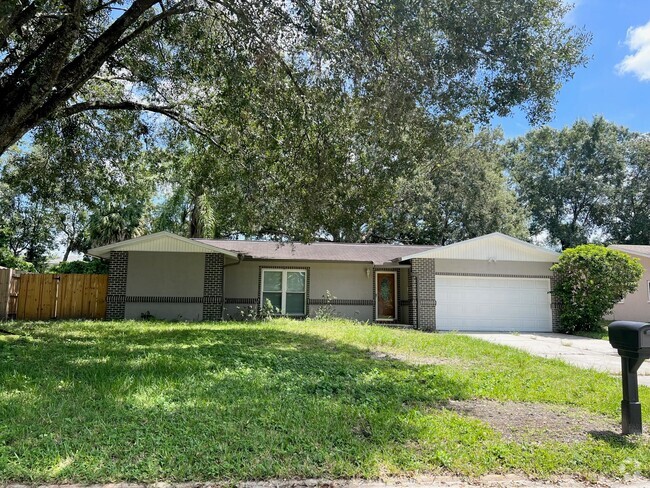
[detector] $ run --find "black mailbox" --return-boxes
[609,321,650,356]
[608,321,650,434]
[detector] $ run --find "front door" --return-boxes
[376,272,397,321]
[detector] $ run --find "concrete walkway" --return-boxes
[464,332,650,386]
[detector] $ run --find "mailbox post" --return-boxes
[608,321,650,435]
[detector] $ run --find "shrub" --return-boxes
[231,299,280,322]
[551,244,644,333]
[49,259,109,274]
[0,247,36,272]
[314,290,338,320]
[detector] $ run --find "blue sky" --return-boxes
[496,0,650,138]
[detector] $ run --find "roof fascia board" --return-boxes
[400,232,559,261]
[88,231,239,259]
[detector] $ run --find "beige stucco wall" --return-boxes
[124,251,205,320]
[609,255,650,322]
[224,260,408,322]
[434,259,554,276]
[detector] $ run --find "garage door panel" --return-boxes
[436,276,552,332]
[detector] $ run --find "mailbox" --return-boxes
[609,321,650,357]
[608,321,650,435]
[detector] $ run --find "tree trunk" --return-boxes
[0,0,160,156]
[62,244,72,263]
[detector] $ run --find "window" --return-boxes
[647,281,650,302]
[261,269,307,315]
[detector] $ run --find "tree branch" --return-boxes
[0,1,38,48]
[114,2,197,50]
[58,99,230,154]
[59,99,176,117]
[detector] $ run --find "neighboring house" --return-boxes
[608,245,650,322]
[88,231,561,332]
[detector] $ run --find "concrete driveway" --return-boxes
[464,332,650,386]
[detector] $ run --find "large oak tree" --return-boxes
[505,117,631,249]
[1,0,588,157]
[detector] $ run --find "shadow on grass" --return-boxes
[588,430,643,447]
[0,323,469,481]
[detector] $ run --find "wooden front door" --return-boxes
[376,272,397,321]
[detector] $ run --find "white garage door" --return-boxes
[436,275,552,332]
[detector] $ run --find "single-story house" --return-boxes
[88,231,561,332]
[607,245,650,322]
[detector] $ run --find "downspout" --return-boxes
[222,253,244,320]
[414,276,419,330]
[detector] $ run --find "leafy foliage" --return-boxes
[505,117,630,249]
[0,184,56,271]
[364,127,529,244]
[551,245,644,333]
[2,0,590,251]
[606,135,650,244]
[313,291,338,321]
[0,0,589,157]
[0,123,156,265]
[0,246,36,271]
[49,259,109,275]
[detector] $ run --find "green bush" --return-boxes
[551,244,644,333]
[0,247,36,272]
[49,258,109,274]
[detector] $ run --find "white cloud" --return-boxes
[617,20,650,81]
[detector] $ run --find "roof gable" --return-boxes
[88,232,239,259]
[609,245,650,259]
[400,233,559,262]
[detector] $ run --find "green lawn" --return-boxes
[1,319,650,482]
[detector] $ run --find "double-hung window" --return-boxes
[261,269,307,315]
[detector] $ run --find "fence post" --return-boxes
[0,267,9,320]
[0,268,21,320]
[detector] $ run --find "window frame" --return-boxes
[260,268,307,316]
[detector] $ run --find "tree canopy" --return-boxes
[505,117,650,249]
[0,0,591,265]
[363,127,529,245]
[1,0,588,157]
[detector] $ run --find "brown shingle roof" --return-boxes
[194,239,437,265]
[610,244,650,258]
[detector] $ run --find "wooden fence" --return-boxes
[0,269,108,320]
[0,267,20,320]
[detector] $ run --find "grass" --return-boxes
[1,318,650,482]
[573,320,611,340]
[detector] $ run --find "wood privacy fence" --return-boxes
[0,269,108,320]
[0,268,20,320]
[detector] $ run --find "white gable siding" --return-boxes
[116,237,213,254]
[401,233,559,262]
[425,238,556,262]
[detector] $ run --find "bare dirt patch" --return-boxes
[6,476,650,488]
[368,350,473,368]
[446,399,626,444]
